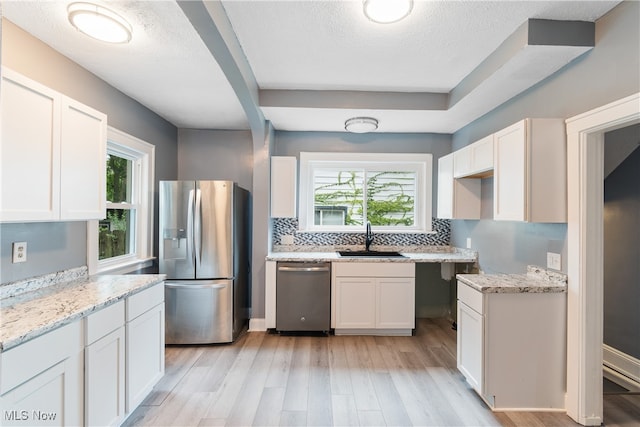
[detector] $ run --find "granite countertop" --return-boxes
[0,267,166,352]
[266,246,477,263]
[456,266,567,294]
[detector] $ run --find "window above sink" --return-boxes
[299,152,432,234]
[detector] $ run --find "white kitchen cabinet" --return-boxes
[332,262,415,335]
[270,156,297,218]
[84,301,126,427]
[60,97,107,220]
[0,321,83,427]
[0,67,106,222]
[453,134,494,178]
[437,153,481,220]
[456,281,566,410]
[125,283,165,414]
[493,118,566,222]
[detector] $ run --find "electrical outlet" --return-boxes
[12,241,27,263]
[281,235,294,245]
[547,252,561,270]
[466,238,472,249]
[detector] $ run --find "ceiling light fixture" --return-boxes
[363,0,413,24]
[345,117,379,133]
[68,2,132,44]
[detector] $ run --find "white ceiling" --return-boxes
[1,0,621,133]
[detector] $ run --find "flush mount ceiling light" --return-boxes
[345,117,379,133]
[363,0,413,24]
[68,2,132,44]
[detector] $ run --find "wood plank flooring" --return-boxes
[123,318,639,426]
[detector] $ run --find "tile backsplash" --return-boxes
[272,218,451,248]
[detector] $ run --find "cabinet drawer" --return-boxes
[85,300,125,345]
[127,283,164,321]
[333,262,414,278]
[457,281,484,314]
[1,320,82,394]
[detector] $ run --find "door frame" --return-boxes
[565,92,640,425]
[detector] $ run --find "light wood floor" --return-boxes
[124,318,639,426]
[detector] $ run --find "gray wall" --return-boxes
[450,0,640,274]
[177,129,253,191]
[603,134,640,359]
[0,19,178,283]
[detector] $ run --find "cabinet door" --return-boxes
[493,120,526,221]
[60,97,107,220]
[453,145,472,178]
[437,154,454,219]
[270,156,297,218]
[334,277,376,329]
[471,134,494,173]
[0,353,82,427]
[85,327,125,427]
[126,303,165,413]
[457,301,484,394]
[0,69,61,222]
[376,278,415,329]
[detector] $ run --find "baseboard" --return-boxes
[249,318,267,331]
[603,343,640,391]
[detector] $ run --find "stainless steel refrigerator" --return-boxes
[159,180,249,344]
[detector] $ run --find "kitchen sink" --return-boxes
[337,250,406,258]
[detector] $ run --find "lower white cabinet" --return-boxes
[126,283,165,413]
[0,321,84,427]
[0,283,164,427]
[457,281,566,410]
[85,301,126,427]
[332,262,415,335]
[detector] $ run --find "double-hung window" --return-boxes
[88,127,154,274]
[299,152,432,233]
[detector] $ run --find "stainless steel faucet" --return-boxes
[365,221,374,251]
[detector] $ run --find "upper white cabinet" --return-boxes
[493,118,566,222]
[437,153,481,220]
[0,68,106,222]
[453,134,494,178]
[270,156,297,218]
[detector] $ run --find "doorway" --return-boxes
[565,93,640,426]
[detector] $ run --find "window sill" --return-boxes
[96,257,155,275]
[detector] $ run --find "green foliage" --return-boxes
[314,171,414,226]
[106,154,129,202]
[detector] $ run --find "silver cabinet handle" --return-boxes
[277,266,329,272]
[166,282,226,290]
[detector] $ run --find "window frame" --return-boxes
[87,127,155,274]
[299,152,432,233]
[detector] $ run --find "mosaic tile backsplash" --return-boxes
[272,218,451,248]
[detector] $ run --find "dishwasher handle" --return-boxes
[277,265,330,273]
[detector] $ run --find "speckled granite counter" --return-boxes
[0,267,165,352]
[266,246,477,263]
[457,265,567,293]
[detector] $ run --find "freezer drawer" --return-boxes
[276,262,331,332]
[165,280,233,344]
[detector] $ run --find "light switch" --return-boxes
[547,252,561,270]
[12,241,27,263]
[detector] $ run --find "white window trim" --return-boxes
[87,127,155,275]
[299,152,432,233]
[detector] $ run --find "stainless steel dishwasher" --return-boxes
[276,262,331,332]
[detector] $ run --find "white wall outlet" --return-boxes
[12,241,27,263]
[547,252,561,270]
[281,234,294,245]
[466,238,472,249]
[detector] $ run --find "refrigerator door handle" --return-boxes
[187,189,195,264]
[165,282,226,290]
[194,188,203,267]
